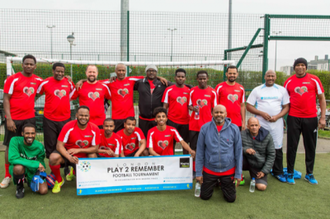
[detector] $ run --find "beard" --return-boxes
[228,77,236,82]
[24,137,34,146]
[215,117,225,124]
[87,76,96,83]
[77,118,89,126]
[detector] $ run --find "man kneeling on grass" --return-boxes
[195,105,242,203]
[48,106,100,193]
[241,117,275,191]
[147,107,195,157]
[8,124,47,199]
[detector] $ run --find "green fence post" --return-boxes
[236,28,262,68]
[223,50,228,82]
[262,14,270,84]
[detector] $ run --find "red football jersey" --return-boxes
[284,73,324,118]
[37,77,75,121]
[70,81,111,126]
[147,126,182,156]
[215,82,245,127]
[116,127,145,156]
[99,130,122,157]
[4,72,43,120]
[188,86,217,132]
[57,120,100,158]
[162,85,190,125]
[103,76,143,119]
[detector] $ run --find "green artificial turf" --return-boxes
[0,152,329,219]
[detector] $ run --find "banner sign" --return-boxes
[76,155,192,196]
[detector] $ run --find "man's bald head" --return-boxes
[265,70,276,75]
[115,63,127,80]
[247,117,260,136]
[212,104,227,125]
[213,104,227,113]
[248,117,259,125]
[264,69,276,87]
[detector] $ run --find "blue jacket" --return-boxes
[196,118,242,179]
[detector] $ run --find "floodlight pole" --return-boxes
[47,25,56,59]
[168,28,177,62]
[67,32,76,78]
[272,31,281,71]
[228,0,232,61]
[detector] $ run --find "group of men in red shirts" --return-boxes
[1,55,325,198]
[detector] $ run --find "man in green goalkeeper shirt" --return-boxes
[8,124,48,199]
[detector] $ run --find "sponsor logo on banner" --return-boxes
[23,87,34,96]
[294,86,308,95]
[179,158,190,168]
[54,89,66,99]
[88,92,100,101]
[79,161,91,172]
[227,94,238,103]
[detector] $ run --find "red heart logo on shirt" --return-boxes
[125,143,135,151]
[118,88,129,97]
[23,87,35,96]
[88,92,100,101]
[76,140,89,148]
[227,94,238,103]
[54,89,67,99]
[294,86,308,95]
[176,96,187,105]
[157,140,169,149]
[197,99,207,108]
[99,146,110,150]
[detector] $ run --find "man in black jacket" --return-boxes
[134,65,170,155]
[241,117,275,191]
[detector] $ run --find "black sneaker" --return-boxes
[16,185,25,199]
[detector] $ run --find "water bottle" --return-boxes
[194,106,200,120]
[194,182,201,197]
[249,178,255,193]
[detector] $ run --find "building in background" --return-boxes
[280,66,293,76]
[308,55,330,71]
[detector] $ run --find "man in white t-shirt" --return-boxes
[246,70,290,183]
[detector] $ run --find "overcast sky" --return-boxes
[2,0,330,14]
[1,0,330,70]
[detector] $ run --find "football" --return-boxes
[46,173,56,189]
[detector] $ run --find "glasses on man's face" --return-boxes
[147,70,157,73]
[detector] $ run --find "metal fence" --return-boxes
[0,9,263,66]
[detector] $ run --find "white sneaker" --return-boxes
[0,177,11,188]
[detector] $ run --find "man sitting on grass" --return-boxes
[117,117,146,157]
[48,106,100,194]
[147,107,195,157]
[98,118,122,158]
[241,117,275,191]
[8,124,48,199]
